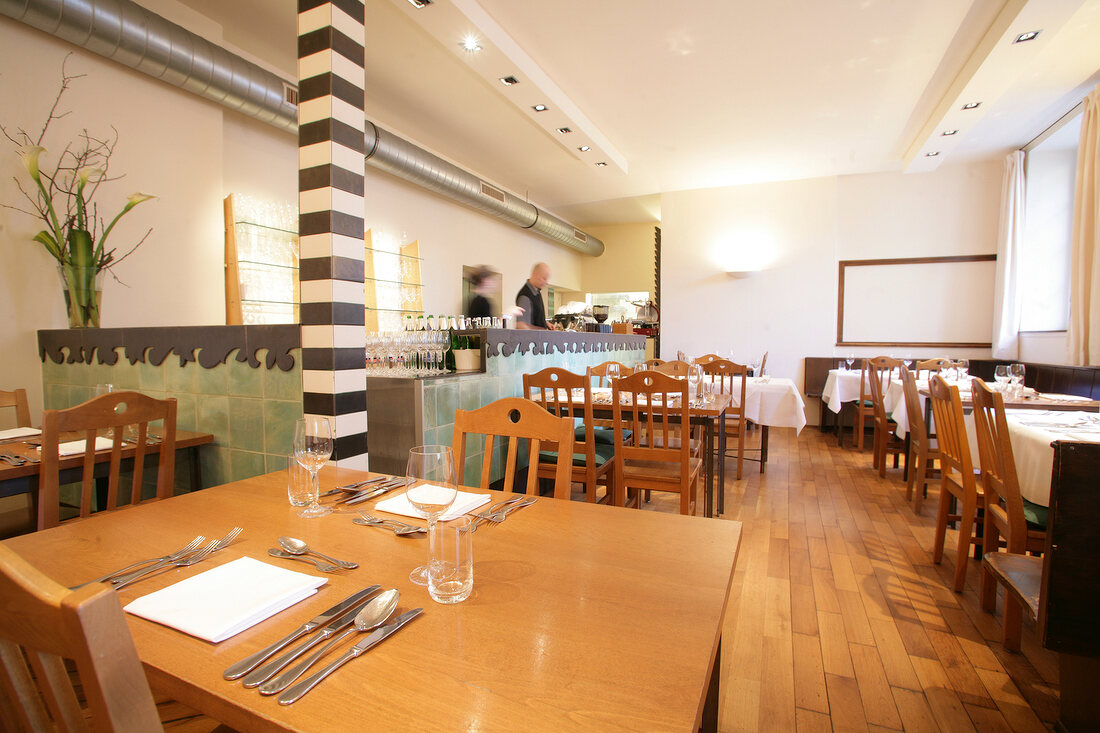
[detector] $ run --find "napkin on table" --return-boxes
[123,556,326,643]
[0,427,40,441]
[374,484,490,522]
[44,437,115,456]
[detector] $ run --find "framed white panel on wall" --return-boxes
[837,255,997,347]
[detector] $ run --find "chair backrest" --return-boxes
[653,359,693,378]
[39,391,178,530]
[643,358,665,368]
[452,397,575,498]
[612,370,692,478]
[971,378,1029,551]
[524,366,597,467]
[859,356,902,408]
[693,354,721,365]
[899,367,929,447]
[0,388,31,428]
[587,361,635,387]
[759,351,768,376]
[0,543,161,731]
[928,374,976,484]
[700,359,748,422]
[915,358,950,380]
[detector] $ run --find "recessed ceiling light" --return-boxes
[532,104,548,112]
[556,127,572,134]
[1013,30,1041,43]
[499,76,519,86]
[407,0,431,7]
[925,151,940,157]
[460,36,482,53]
[595,161,608,167]
[962,102,981,110]
[578,146,591,152]
[941,129,959,136]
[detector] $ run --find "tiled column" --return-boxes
[298,0,368,469]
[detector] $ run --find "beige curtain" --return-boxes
[1068,85,1100,365]
[992,151,1025,359]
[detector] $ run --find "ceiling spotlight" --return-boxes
[941,129,959,136]
[1013,30,1041,43]
[595,161,608,167]
[460,36,482,53]
[925,151,940,157]
[532,104,548,112]
[556,127,572,134]
[407,0,431,7]
[578,146,591,152]
[962,101,981,110]
[499,76,519,86]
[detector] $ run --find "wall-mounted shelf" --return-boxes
[225,194,300,325]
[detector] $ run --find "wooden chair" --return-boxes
[0,388,31,427]
[39,391,178,531]
[701,359,749,480]
[757,351,768,377]
[452,397,575,499]
[693,354,721,365]
[900,367,939,513]
[866,362,906,477]
[915,358,950,380]
[642,358,665,368]
[653,360,693,378]
[0,543,162,731]
[972,378,1048,651]
[588,360,634,387]
[612,371,701,515]
[853,356,902,451]
[928,375,985,592]
[524,368,618,504]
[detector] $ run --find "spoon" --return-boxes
[352,516,425,535]
[257,589,400,695]
[267,548,340,572]
[277,537,358,569]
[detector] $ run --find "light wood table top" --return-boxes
[3,466,742,732]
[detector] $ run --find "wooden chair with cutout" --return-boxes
[853,356,902,451]
[867,362,906,477]
[700,359,749,480]
[588,361,635,388]
[39,391,178,531]
[900,367,938,513]
[692,354,721,365]
[0,388,31,427]
[653,360,693,378]
[642,358,665,369]
[914,358,950,380]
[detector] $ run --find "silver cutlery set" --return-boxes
[467,495,538,530]
[223,586,423,705]
[321,475,406,506]
[0,452,37,466]
[69,527,244,590]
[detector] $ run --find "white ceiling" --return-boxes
[181,0,1100,226]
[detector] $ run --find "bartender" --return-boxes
[515,262,552,330]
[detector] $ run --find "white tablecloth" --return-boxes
[707,376,807,433]
[821,369,906,415]
[1005,410,1100,506]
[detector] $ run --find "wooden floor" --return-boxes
[643,425,1059,733]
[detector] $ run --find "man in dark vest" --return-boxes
[515,262,553,330]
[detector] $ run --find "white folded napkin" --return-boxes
[374,484,490,522]
[1041,393,1093,402]
[123,556,326,643]
[0,427,40,441]
[45,436,114,456]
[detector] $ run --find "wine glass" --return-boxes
[688,363,703,400]
[956,358,970,380]
[405,445,458,586]
[1009,363,1025,396]
[605,361,620,388]
[293,417,333,518]
[845,354,854,371]
[994,365,1010,391]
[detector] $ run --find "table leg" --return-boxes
[717,412,727,517]
[188,446,203,491]
[837,404,847,447]
[703,418,715,518]
[760,426,769,473]
[700,637,720,733]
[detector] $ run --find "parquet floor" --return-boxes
[645,426,1059,733]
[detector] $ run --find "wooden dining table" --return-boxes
[3,466,743,732]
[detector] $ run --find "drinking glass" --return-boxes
[94,383,115,396]
[406,445,458,586]
[605,362,620,388]
[688,363,703,400]
[845,354,855,371]
[1009,363,1025,397]
[293,417,333,518]
[994,365,1010,391]
[956,359,970,380]
[428,516,473,604]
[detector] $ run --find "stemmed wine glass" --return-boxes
[688,363,703,400]
[605,361,620,388]
[293,417,333,518]
[957,359,970,380]
[845,354,855,371]
[1009,363,1025,397]
[994,365,1011,391]
[405,445,458,586]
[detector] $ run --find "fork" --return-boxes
[69,535,206,589]
[356,512,422,532]
[110,527,243,589]
[472,496,538,530]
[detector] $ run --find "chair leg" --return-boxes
[1002,595,1023,652]
[911,454,926,515]
[905,447,917,501]
[932,482,951,564]
[953,496,976,592]
[980,523,1000,612]
[736,426,744,481]
[856,409,866,451]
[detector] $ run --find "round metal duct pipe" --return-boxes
[1,0,604,256]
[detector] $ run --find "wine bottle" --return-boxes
[416,314,425,331]
[445,324,458,372]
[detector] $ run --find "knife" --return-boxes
[222,585,380,681]
[336,479,404,505]
[320,476,391,498]
[278,608,423,705]
[342,483,402,506]
[241,589,382,687]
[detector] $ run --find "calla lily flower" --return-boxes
[20,146,46,180]
[126,192,156,207]
[77,167,105,185]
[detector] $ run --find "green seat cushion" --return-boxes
[1023,498,1048,530]
[539,443,616,468]
[575,425,632,445]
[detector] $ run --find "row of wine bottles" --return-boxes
[404,314,499,332]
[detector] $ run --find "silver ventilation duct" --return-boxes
[0,0,604,256]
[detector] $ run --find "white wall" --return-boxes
[659,162,1003,423]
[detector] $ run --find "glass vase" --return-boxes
[58,265,103,328]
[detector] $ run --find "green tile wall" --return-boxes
[420,345,644,487]
[41,347,303,490]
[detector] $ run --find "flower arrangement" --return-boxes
[1,56,155,327]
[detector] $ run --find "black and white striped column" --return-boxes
[298,0,368,468]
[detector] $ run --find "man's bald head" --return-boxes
[530,263,551,289]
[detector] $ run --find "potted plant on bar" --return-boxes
[1,57,154,328]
